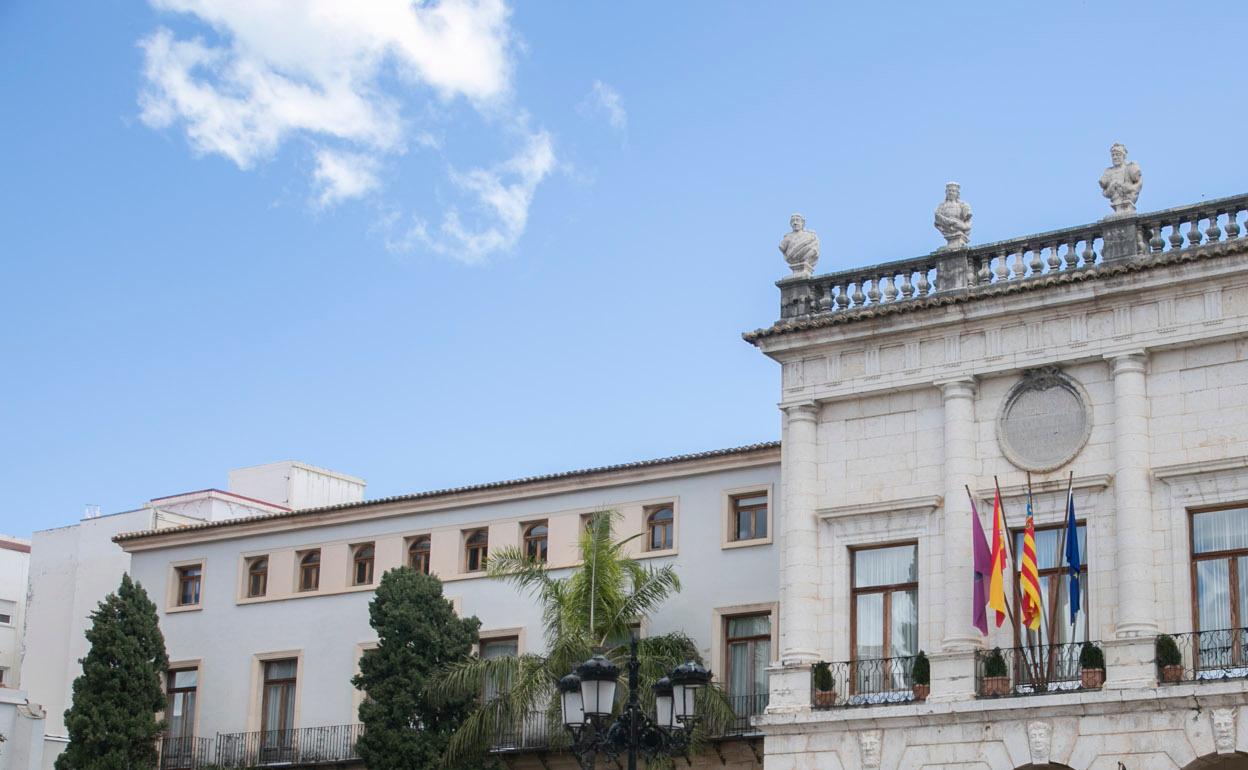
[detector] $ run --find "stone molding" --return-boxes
[816,495,943,521]
[1153,454,1248,482]
[975,473,1112,501]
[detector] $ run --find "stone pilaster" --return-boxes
[1106,352,1158,638]
[939,377,980,651]
[778,401,821,664]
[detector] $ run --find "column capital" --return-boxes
[781,401,820,422]
[1104,350,1148,375]
[935,376,977,400]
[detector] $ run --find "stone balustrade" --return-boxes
[777,192,1248,322]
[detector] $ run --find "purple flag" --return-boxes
[970,491,992,636]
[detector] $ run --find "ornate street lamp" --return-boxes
[561,637,711,769]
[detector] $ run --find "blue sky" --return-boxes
[3,1,1246,537]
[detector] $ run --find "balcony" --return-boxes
[1157,628,1248,684]
[723,693,768,736]
[214,724,364,768]
[158,736,214,770]
[974,641,1103,698]
[810,655,918,709]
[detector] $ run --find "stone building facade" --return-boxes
[750,177,1248,769]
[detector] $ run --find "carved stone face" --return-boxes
[1027,720,1051,763]
[790,214,804,232]
[1110,144,1127,165]
[946,184,960,201]
[858,730,883,768]
[1212,708,1236,752]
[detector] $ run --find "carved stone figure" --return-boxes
[934,182,973,250]
[1099,143,1143,218]
[858,729,883,769]
[1027,720,1052,765]
[1212,707,1237,754]
[779,213,820,278]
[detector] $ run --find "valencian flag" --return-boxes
[987,487,1009,627]
[1064,479,1081,625]
[969,489,992,636]
[1020,495,1043,630]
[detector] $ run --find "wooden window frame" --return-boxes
[176,564,203,607]
[260,659,298,736]
[247,556,268,598]
[523,521,549,564]
[297,550,321,592]
[464,529,489,573]
[849,542,918,688]
[1188,505,1248,664]
[166,667,199,739]
[1009,522,1089,649]
[723,612,772,701]
[729,492,769,543]
[351,543,375,586]
[407,536,432,574]
[645,504,675,552]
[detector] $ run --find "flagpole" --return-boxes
[993,476,1043,688]
[1025,472,1050,687]
[1049,471,1074,680]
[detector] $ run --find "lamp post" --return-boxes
[560,636,711,769]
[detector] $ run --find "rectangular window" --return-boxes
[352,543,375,586]
[1191,506,1248,669]
[465,529,489,572]
[730,493,768,542]
[645,504,675,551]
[481,636,518,701]
[852,544,918,693]
[166,668,198,739]
[247,557,268,598]
[724,613,771,720]
[176,565,202,606]
[260,658,297,760]
[1011,524,1088,649]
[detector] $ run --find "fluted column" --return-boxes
[779,401,821,663]
[1107,352,1157,637]
[939,377,980,651]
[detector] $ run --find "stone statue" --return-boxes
[1212,707,1237,754]
[779,213,820,278]
[934,182,972,250]
[858,730,883,769]
[1099,142,1143,218]
[1027,720,1052,765]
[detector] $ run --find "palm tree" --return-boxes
[433,510,734,763]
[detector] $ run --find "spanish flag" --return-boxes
[987,487,1009,627]
[1020,497,1043,630]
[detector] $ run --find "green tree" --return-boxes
[57,574,168,770]
[435,510,733,764]
[352,567,489,770]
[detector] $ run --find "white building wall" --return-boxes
[0,538,31,688]
[227,462,366,510]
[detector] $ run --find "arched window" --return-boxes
[352,543,375,586]
[465,529,489,572]
[646,505,674,551]
[247,556,268,598]
[523,522,549,563]
[408,536,431,574]
[298,550,320,592]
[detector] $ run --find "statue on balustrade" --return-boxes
[934,182,973,250]
[1099,142,1142,218]
[779,213,820,278]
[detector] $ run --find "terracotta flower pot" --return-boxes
[1080,668,1105,689]
[981,675,1010,697]
[912,683,930,701]
[1161,664,1183,684]
[813,689,837,707]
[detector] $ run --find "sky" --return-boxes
[3,1,1247,538]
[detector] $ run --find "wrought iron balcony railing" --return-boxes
[1157,628,1248,684]
[723,693,768,735]
[490,710,556,752]
[214,724,364,767]
[810,655,917,709]
[158,736,214,770]
[974,641,1102,698]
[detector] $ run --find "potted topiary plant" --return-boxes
[812,661,837,707]
[1157,634,1183,683]
[1079,641,1105,688]
[911,650,931,701]
[980,647,1010,697]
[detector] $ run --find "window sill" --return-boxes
[722,536,773,550]
[166,604,202,614]
[634,548,677,560]
[442,570,490,582]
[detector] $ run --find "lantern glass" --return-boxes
[655,692,674,728]
[579,677,617,717]
[672,684,696,721]
[561,687,584,728]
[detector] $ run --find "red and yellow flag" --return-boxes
[1020,498,1043,630]
[987,488,1009,627]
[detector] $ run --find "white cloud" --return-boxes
[580,80,627,133]
[386,129,555,264]
[138,0,555,262]
[312,149,379,208]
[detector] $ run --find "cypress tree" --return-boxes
[57,574,169,770]
[352,567,489,770]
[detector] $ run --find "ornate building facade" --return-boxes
[751,153,1248,770]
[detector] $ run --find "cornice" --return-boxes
[817,495,943,521]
